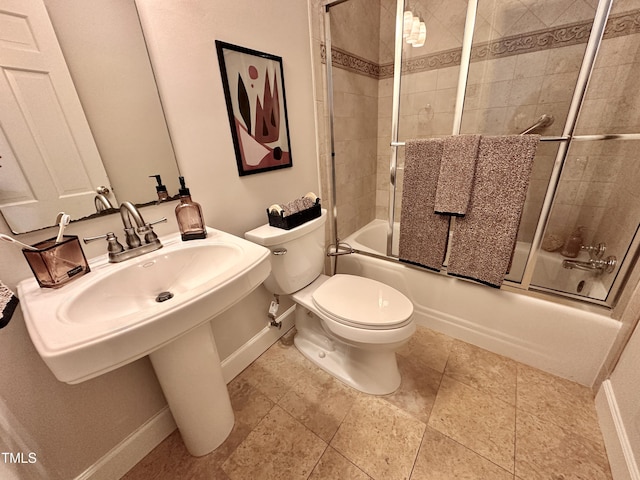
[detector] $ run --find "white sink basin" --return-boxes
[61,243,243,326]
[18,228,270,384]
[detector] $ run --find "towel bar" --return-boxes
[391,136,568,146]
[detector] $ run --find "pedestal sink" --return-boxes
[17,228,270,456]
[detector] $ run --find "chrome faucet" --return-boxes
[94,194,114,213]
[581,242,607,260]
[562,256,617,275]
[562,241,616,275]
[120,201,146,248]
[84,201,167,263]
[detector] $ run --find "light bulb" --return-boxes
[403,11,414,38]
[407,17,420,44]
[413,22,427,47]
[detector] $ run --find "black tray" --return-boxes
[267,199,321,230]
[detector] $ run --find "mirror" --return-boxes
[0,0,180,233]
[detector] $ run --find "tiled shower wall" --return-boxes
[548,17,640,269]
[324,0,386,239]
[315,0,640,264]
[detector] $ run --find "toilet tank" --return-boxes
[245,209,327,295]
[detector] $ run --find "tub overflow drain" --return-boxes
[156,291,174,303]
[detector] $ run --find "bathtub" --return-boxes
[338,219,620,386]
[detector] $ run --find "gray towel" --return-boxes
[447,135,540,287]
[398,138,450,271]
[434,135,481,216]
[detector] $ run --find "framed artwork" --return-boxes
[215,40,293,176]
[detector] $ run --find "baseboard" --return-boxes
[596,380,640,480]
[74,407,176,480]
[220,304,296,383]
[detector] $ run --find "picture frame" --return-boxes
[215,40,293,176]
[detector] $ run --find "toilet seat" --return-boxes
[312,274,413,330]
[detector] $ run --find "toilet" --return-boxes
[245,209,415,395]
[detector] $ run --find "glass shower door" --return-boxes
[529,2,640,304]
[458,0,595,284]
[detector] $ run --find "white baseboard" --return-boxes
[74,407,176,480]
[76,305,296,480]
[220,304,296,383]
[596,380,640,480]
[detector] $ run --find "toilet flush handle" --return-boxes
[272,248,287,255]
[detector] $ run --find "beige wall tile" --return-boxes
[514,49,550,79]
[522,0,576,27]
[551,0,596,27]
[505,10,547,36]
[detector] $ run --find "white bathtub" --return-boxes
[338,219,620,386]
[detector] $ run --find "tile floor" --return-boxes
[123,326,613,480]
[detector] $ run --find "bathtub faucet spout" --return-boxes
[562,256,617,275]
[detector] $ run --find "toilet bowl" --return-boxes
[292,274,415,394]
[245,209,415,395]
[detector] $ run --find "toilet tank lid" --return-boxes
[245,209,327,247]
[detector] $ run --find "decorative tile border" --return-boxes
[323,9,640,79]
[320,44,379,79]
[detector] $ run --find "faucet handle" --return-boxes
[148,217,168,227]
[123,228,142,249]
[137,217,167,244]
[83,232,125,254]
[581,242,606,259]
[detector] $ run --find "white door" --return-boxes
[0,0,115,233]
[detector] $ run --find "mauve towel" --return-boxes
[434,134,481,216]
[447,135,540,287]
[398,138,450,271]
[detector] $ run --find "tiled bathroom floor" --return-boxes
[123,326,613,480]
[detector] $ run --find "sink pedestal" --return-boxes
[149,322,234,456]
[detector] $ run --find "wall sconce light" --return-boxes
[403,10,426,48]
[407,16,420,44]
[414,22,427,47]
[403,11,414,38]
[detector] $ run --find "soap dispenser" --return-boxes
[561,226,584,258]
[175,176,207,241]
[149,174,169,201]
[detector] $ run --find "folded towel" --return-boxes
[0,281,18,329]
[398,138,450,271]
[434,134,481,216]
[282,197,316,217]
[270,193,318,217]
[447,135,540,287]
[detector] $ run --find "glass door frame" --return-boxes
[323,0,638,307]
[386,0,622,306]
